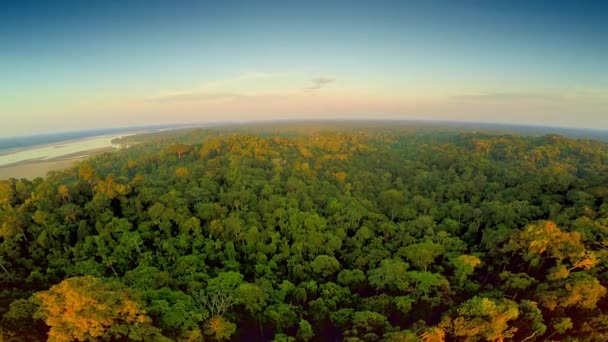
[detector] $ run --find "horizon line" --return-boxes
[2,118,608,140]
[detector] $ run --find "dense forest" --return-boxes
[1,124,608,341]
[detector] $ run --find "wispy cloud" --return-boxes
[450,89,608,103]
[305,77,334,92]
[147,72,288,103]
[238,71,287,79]
[149,92,245,103]
[450,92,559,102]
[147,73,336,103]
[149,92,289,103]
[563,87,608,101]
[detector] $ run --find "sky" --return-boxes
[1,0,607,136]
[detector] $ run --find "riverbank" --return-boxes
[0,147,115,180]
[0,132,139,179]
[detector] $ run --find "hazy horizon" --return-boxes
[3,118,608,142]
[2,0,607,136]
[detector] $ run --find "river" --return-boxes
[0,133,134,167]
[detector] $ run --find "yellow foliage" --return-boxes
[180,328,203,342]
[176,167,189,177]
[132,174,144,184]
[520,221,585,263]
[33,276,151,342]
[298,146,313,158]
[539,274,607,311]
[548,265,570,280]
[453,297,519,342]
[562,277,607,309]
[459,255,481,268]
[420,327,445,342]
[57,185,69,200]
[0,181,11,204]
[571,251,599,271]
[204,315,236,341]
[334,171,347,182]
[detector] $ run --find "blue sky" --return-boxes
[1,0,607,136]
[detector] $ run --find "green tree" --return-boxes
[378,189,405,221]
[311,255,341,278]
[297,319,314,341]
[399,242,443,271]
[368,259,410,291]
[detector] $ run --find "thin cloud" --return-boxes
[305,77,334,92]
[450,92,559,102]
[149,92,247,103]
[147,71,289,103]
[450,90,608,104]
[563,87,608,101]
[239,71,288,79]
[148,92,291,103]
[147,73,335,103]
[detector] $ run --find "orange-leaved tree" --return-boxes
[32,276,164,342]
